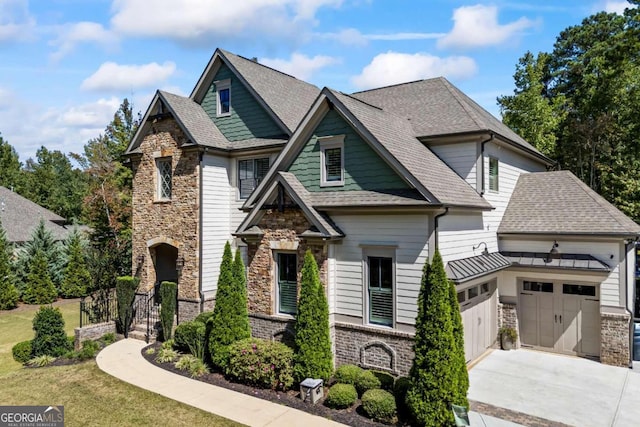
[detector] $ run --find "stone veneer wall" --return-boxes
[246,205,327,315]
[74,322,116,351]
[498,302,520,349]
[600,310,631,367]
[130,117,201,309]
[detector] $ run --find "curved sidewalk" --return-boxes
[97,339,346,427]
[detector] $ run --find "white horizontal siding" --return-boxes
[331,214,429,325]
[438,212,497,264]
[430,142,477,188]
[202,154,233,293]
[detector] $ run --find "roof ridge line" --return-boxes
[222,49,317,88]
[351,77,442,95]
[567,172,631,229]
[440,79,487,130]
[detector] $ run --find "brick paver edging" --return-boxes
[470,400,574,427]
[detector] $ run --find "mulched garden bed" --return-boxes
[142,341,402,426]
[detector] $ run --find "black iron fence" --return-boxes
[132,287,161,343]
[80,291,117,327]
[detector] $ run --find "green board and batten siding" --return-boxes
[288,109,409,192]
[201,63,285,141]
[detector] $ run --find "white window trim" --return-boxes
[320,135,345,187]
[488,156,499,192]
[215,79,231,117]
[236,155,271,201]
[155,157,172,201]
[362,246,396,328]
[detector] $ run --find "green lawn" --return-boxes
[0,300,243,427]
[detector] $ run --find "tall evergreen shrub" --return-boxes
[406,251,457,426]
[208,242,251,369]
[116,276,138,337]
[293,250,333,382]
[31,306,72,357]
[22,249,57,304]
[0,219,19,310]
[60,230,90,298]
[160,281,177,341]
[448,281,469,407]
[15,220,64,293]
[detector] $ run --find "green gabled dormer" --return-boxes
[287,109,409,192]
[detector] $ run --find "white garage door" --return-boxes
[519,281,600,357]
[458,282,497,363]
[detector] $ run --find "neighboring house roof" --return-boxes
[499,170,640,236]
[0,186,71,243]
[351,77,553,165]
[501,251,611,273]
[446,252,512,283]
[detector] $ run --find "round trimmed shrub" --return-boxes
[356,370,381,396]
[174,320,206,360]
[334,364,363,385]
[225,338,294,390]
[32,306,72,357]
[12,340,32,364]
[324,383,358,409]
[371,370,395,391]
[361,389,397,423]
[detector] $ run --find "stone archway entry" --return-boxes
[152,243,178,301]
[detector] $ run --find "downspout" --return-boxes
[479,133,495,197]
[199,149,205,313]
[626,239,638,368]
[434,207,450,253]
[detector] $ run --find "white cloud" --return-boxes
[81,61,177,91]
[49,22,118,61]
[437,4,536,50]
[351,51,477,90]
[600,1,634,14]
[110,0,342,43]
[260,53,339,80]
[0,0,36,43]
[315,28,446,46]
[60,97,121,128]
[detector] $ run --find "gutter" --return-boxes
[479,133,494,197]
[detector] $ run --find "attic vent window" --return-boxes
[216,79,231,117]
[319,135,345,187]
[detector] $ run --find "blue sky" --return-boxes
[0,0,635,162]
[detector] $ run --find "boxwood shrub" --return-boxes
[324,383,358,409]
[356,369,381,396]
[371,370,395,391]
[225,338,294,391]
[12,340,32,364]
[333,364,363,385]
[361,389,397,423]
[174,320,207,360]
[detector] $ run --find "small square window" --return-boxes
[489,157,499,192]
[481,283,489,294]
[156,158,172,200]
[468,286,479,299]
[216,79,231,117]
[457,291,466,304]
[320,135,344,187]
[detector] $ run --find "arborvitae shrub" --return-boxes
[225,338,294,390]
[174,320,207,360]
[31,306,72,357]
[361,389,397,423]
[160,281,177,341]
[448,281,469,407]
[12,340,32,364]
[208,243,251,369]
[334,364,363,385]
[406,251,457,426]
[22,249,57,304]
[115,276,138,337]
[194,310,214,324]
[0,220,18,310]
[324,383,358,409]
[294,250,333,382]
[355,370,382,396]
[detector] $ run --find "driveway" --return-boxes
[469,349,640,427]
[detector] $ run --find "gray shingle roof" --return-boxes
[310,189,430,208]
[499,170,640,236]
[445,252,511,283]
[501,251,611,272]
[351,77,551,163]
[0,186,72,243]
[329,89,491,209]
[220,50,320,133]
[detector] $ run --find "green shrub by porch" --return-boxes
[293,250,333,382]
[448,281,469,407]
[324,383,358,409]
[208,242,251,369]
[334,364,363,385]
[355,369,381,396]
[406,251,457,426]
[225,338,294,390]
[159,281,177,341]
[116,276,138,337]
[0,220,18,310]
[31,306,72,357]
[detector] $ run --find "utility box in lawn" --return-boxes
[300,378,324,404]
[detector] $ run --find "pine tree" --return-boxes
[406,251,457,426]
[208,242,251,369]
[294,250,333,382]
[22,249,57,304]
[448,281,469,407]
[0,219,19,310]
[60,229,90,298]
[15,220,64,294]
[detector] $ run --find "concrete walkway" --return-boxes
[469,349,640,427]
[98,339,519,427]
